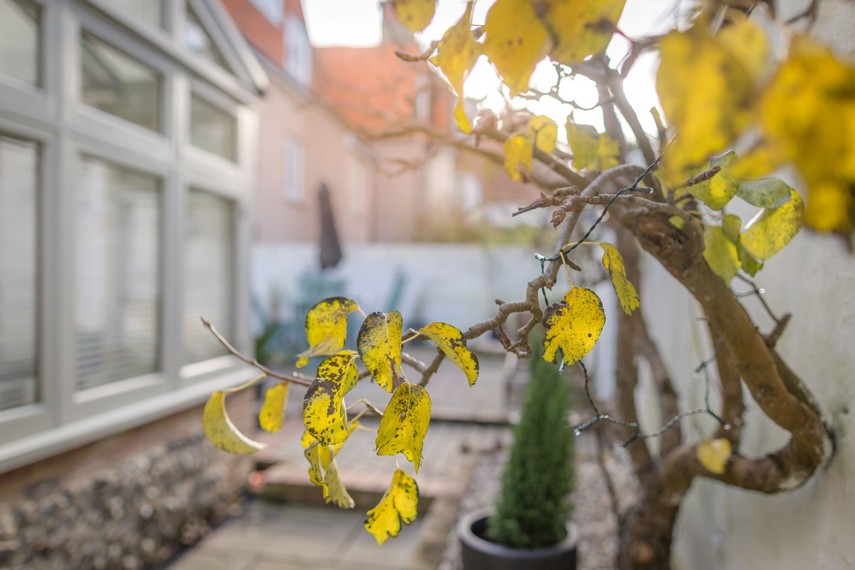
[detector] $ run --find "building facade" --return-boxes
[0,0,266,567]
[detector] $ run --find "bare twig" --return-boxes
[201,317,313,387]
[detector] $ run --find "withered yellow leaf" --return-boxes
[317,351,360,399]
[703,226,740,284]
[434,2,480,96]
[357,311,403,392]
[364,469,419,545]
[721,214,742,244]
[203,391,266,455]
[503,133,534,182]
[527,115,557,154]
[296,297,360,368]
[323,456,355,509]
[598,243,639,315]
[657,26,756,184]
[303,378,348,446]
[259,382,289,433]
[696,438,732,475]
[390,0,436,32]
[688,151,740,210]
[741,189,803,261]
[376,383,431,473]
[543,288,606,366]
[303,442,355,508]
[483,0,550,94]
[535,0,625,65]
[418,322,479,386]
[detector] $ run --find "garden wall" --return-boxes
[0,392,255,570]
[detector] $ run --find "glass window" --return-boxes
[183,190,234,364]
[284,138,304,203]
[190,93,237,161]
[0,135,38,411]
[183,7,230,70]
[252,0,283,25]
[285,15,312,87]
[0,0,40,86]
[110,0,163,30]
[80,32,162,132]
[75,157,160,391]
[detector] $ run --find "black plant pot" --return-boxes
[458,508,578,570]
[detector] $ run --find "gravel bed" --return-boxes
[438,429,638,570]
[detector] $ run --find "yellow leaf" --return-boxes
[323,456,355,509]
[759,35,855,235]
[598,243,639,315]
[535,0,625,65]
[203,391,266,455]
[376,383,431,472]
[259,383,289,433]
[566,120,599,171]
[542,288,606,366]
[296,297,360,368]
[391,0,436,32]
[503,134,534,182]
[304,442,332,487]
[597,133,620,170]
[721,214,742,244]
[566,118,618,172]
[303,442,354,508]
[527,115,557,154]
[434,2,480,96]
[696,438,732,475]
[418,322,479,386]
[357,311,404,392]
[657,25,756,184]
[454,98,471,134]
[703,226,740,284]
[741,189,804,261]
[688,151,740,210]
[483,0,551,95]
[303,378,348,446]
[318,351,360,399]
[364,469,419,545]
[718,16,770,82]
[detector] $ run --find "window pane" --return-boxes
[184,7,230,70]
[0,0,40,86]
[190,94,237,161]
[110,0,163,30]
[183,190,233,364]
[76,157,160,391]
[0,135,38,411]
[284,138,304,202]
[80,32,161,132]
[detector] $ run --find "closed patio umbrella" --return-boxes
[318,183,342,270]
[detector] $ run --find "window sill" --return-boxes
[0,366,255,475]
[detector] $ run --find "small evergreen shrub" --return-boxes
[488,342,574,549]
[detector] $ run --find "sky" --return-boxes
[302,0,682,135]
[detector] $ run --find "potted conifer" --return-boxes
[458,341,577,569]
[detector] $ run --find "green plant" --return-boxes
[489,340,574,549]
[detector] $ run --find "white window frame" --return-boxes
[285,14,311,87]
[283,137,305,204]
[0,0,257,475]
